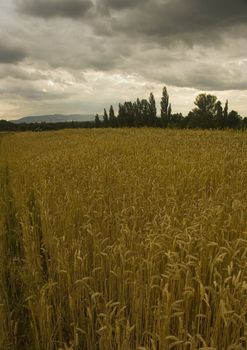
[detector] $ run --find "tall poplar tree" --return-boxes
[109,105,116,127]
[149,92,157,125]
[223,100,229,128]
[103,108,109,127]
[161,86,169,127]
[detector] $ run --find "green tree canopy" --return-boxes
[194,94,217,114]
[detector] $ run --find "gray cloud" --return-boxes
[101,0,145,10]
[17,0,93,19]
[0,64,48,80]
[110,0,247,43]
[0,74,75,101]
[0,0,247,119]
[0,41,26,63]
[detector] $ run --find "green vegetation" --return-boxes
[100,88,244,129]
[1,129,247,349]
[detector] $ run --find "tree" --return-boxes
[0,119,18,132]
[140,99,150,126]
[109,105,116,127]
[161,86,169,126]
[94,114,101,128]
[118,103,125,119]
[194,94,217,113]
[103,108,109,127]
[190,93,218,129]
[242,117,247,130]
[227,110,241,129]
[136,98,144,126]
[223,100,229,128]
[149,92,157,125]
[118,102,136,127]
[169,113,184,128]
[167,103,172,118]
[214,101,223,128]
[117,104,123,126]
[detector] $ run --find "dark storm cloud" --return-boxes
[101,0,145,10]
[0,41,26,63]
[17,0,93,19]
[163,66,247,91]
[15,0,247,43]
[1,0,247,118]
[111,0,247,42]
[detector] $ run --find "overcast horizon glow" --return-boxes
[0,0,247,120]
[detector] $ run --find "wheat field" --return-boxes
[1,129,247,350]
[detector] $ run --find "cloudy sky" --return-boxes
[1,0,247,120]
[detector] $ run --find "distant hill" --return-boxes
[12,114,95,124]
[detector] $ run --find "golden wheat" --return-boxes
[1,129,247,350]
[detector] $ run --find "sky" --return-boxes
[0,0,247,120]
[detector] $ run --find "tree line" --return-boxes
[0,86,246,132]
[0,120,95,132]
[96,87,245,129]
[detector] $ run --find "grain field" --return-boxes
[1,129,247,350]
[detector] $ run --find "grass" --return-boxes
[1,129,247,349]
